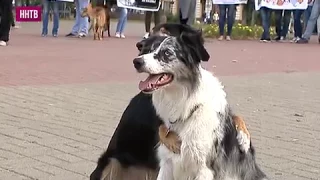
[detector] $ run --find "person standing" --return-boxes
[0,0,13,46]
[304,0,314,30]
[296,0,320,43]
[115,7,127,38]
[259,7,272,42]
[41,0,60,37]
[217,4,236,41]
[66,0,89,38]
[274,10,291,41]
[179,0,196,25]
[292,9,304,42]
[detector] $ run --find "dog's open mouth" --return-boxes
[139,73,173,92]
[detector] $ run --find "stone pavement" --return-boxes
[0,21,320,180]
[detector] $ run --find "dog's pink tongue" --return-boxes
[139,75,162,91]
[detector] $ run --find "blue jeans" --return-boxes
[303,0,320,39]
[304,6,313,29]
[294,10,304,37]
[218,4,236,36]
[260,7,272,39]
[71,0,89,35]
[274,10,291,38]
[42,0,59,35]
[116,7,127,34]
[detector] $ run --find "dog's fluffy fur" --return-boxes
[133,31,268,180]
[81,3,110,40]
[90,24,261,180]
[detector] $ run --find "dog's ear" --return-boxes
[178,31,210,62]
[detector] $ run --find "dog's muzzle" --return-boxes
[133,57,145,71]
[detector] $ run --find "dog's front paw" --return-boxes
[237,130,250,153]
[159,125,181,154]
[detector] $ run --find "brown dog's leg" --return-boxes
[158,124,181,154]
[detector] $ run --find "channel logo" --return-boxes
[16,6,42,22]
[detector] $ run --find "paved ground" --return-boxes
[1,21,320,180]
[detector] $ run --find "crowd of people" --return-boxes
[0,0,320,47]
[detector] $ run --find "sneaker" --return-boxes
[296,38,309,44]
[78,33,86,38]
[274,36,281,41]
[66,33,77,37]
[120,34,125,38]
[143,33,150,39]
[41,34,47,37]
[260,38,271,43]
[290,37,299,43]
[53,34,58,37]
[12,25,20,29]
[226,36,231,41]
[0,41,7,46]
[218,36,224,41]
[115,33,121,38]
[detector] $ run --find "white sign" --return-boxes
[212,0,247,4]
[117,0,161,11]
[255,0,308,10]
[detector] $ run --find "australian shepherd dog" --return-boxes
[90,23,268,180]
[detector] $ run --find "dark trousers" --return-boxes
[10,8,15,26]
[274,10,291,38]
[293,10,304,38]
[260,7,272,40]
[218,4,236,36]
[145,11,160,33]
[0,0,13,42]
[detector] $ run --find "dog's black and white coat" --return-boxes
[90,23,267,180]
[133,31,268,180]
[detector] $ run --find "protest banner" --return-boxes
[16,6,42,22]
[255,0,308,10]
[212,0,247,4]
[117,0,161,11]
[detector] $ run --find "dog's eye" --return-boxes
[163,50,172,56]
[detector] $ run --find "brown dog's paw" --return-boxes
[233,115,251,153]
[159,124,181,154]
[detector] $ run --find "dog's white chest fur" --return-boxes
[152,68,227,180]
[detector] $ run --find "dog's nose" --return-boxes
[133,57,145,70]
[136,42,143,51]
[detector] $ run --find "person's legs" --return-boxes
[153,10,161,27]
[281,10,292,38]
[78,0,89,36]
[274,9,283,39]
[226,4,236,38]
[179,0,191,24]
[300,0,320,40]
[115,7,127,38]
[67,0,80,36]
[317,15,320,42]
[260,7,271,41]
[304,5,313,30]
[218,4,227,39]
[10,9,15,27]
[0,0,13,46]
[52,1,59,36]
[293,10,303,38]
[41,0,49,36]
[186,0,196,25]
[145,11,152,33]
